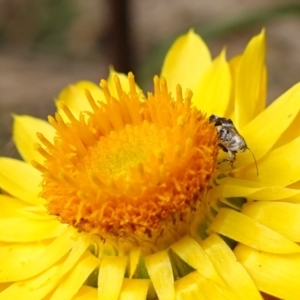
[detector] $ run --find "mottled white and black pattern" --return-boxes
[209,114,248,168]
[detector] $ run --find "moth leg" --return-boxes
[217,151,236,168]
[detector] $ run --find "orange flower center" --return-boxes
[34,73,219,252]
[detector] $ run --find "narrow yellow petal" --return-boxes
[227,55,242,120]
[13,115,55,163]
[0,194,29,218]
[235,244,300,300]
[235,30,266,128]
[161,29,211,94]
[0,216,66,242]
[208,208,300,253]
[98,256,128,300]
[175,271,207,300]
[0,158,45,205]
[215,177,300,201]
[201,234,262,300]
[0,264,60,300]
[170,236,223,285]
[193,49,231,116]
[242,201,300,242]
[0,227,77,282]
[236,136,300,185]
[56,81,103,119]
[271,110,300,149]
[44,235,92,284]
[107,67,142,99]
[119,278,150,300]
[73,286,97,300]
[50,251,100,300]
[254,65,267,116]
[239,82,300,164]
[128,247,141,278]
[175,271,228,300]
[145,250,175,300]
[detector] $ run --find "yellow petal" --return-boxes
[239,82,300,164]
[254,64,267,116]
[0,226,77,282]
[50,251,100,300]
[236,136,300,185]
[56,81,103,119]
[0,263,61,300]
[242,201,300,242]
[227,55,241,120]
[193,49,231,116]
[0,158,45,205]
[73,286,97,300]
[107,67,142,99]
[44,235,92,285]
[13,115,55,164]
[215,177,300,201]
[272,108,300,149]
[145,250,175,300]
[201,234,262,300]
[128,247,141,278]
[98,256,128,300]
[235,244,300,300]
[208,208,300,253]
[234,30,266,128]
[119,278,151,300]
[161,29,211,94]
[0,194,29,218]
[170,236,223,285]
[0,216,65,242]
[174,271,228,300]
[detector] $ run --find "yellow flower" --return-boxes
[1,29,300,299]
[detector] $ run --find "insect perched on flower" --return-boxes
[209,114,258,174]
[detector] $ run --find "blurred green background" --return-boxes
[1,0,300,156]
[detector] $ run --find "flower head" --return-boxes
[34,74,218,252]
[1,29,300,299]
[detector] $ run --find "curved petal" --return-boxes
[13,115,55,164]
[73,286,97,300]
[271,109,300,149]
[98,256,128,300]
[161,29,211,94]
[235,244,300,300]
[234,30,266,128]
[192,49,231,116]
[174,271,231,299]
[107,67,142,99]
[237,82,300,166]
[0,158,45,205]
[227,55,242,120]
[0,264,61,300]
[56,81,103,119]
[50,251,100,300]
[145,250,175,300]
[0,217,65,242]
[119,279,150,300]
[201,234,262,299]
[0,227,77,282]
[0,194,29,217]
[208,208,300,253]
[170,236,223,285]
[242,201,300,242]
[215,177,300,201]
[235,136,300,185]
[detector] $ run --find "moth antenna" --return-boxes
[247,147,259,176]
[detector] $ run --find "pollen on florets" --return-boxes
[34,73,219,252]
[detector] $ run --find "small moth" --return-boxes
[209,114,258,174]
